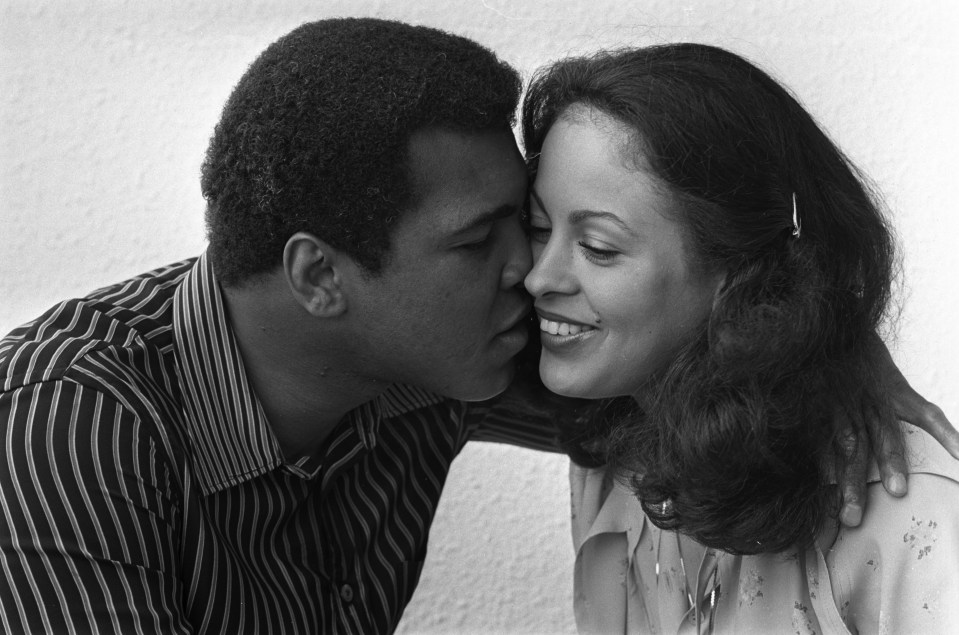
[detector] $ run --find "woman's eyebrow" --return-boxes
[532,187,637,236]
[529,187,550,217]
[568,209,637,237]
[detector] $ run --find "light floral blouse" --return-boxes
[570,426,959,634]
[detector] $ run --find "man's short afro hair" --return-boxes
[201,17,522,286]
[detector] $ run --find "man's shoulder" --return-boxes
[0,258,197,394]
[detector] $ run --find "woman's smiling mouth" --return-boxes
[536,311,600,351]
[539,318,596,336]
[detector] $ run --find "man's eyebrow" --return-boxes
[530,187,637,237]
[449,204,520,236]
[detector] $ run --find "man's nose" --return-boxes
[500,220,532,289]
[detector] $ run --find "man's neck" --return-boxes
[222,282,386,459]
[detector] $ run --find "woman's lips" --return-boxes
[536,311,599,350]
[538,317,596,336]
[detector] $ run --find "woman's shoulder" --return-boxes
[865,424,959,484]
[835,425,959,562]
[824,426,959,632]
[832,426,959,568]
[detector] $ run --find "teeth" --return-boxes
[539,318,595,336]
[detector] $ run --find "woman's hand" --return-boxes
[838,334,959,527]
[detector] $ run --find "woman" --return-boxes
[522,44,959,633]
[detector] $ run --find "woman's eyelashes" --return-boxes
[528,219,622,263]
[579,241,620,262]
[527,201,622,263]
[526,207,551,242]
[527,223,551,243]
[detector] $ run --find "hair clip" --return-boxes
[791,192,801,238]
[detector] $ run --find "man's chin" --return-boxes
[443,366,515,402]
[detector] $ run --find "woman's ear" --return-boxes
[283,232,347,318]
[710,267,728,308]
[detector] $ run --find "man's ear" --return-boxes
[283,232,347,318]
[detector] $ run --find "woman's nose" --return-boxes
[524,239,574,298]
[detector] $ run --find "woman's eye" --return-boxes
[527,225,551,243]
[579,241,619,262]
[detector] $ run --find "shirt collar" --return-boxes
[378,382,446,418]
[173,252,447,495]
[173,252,283,495]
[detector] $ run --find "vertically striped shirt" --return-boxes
[0,253,558,634]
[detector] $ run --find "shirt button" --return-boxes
[340,583,354,603]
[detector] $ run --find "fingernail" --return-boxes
[840,504,862,527]
[889,474,906,496]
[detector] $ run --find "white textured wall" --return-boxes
[2,1,957,633]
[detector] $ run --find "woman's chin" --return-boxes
[541,367,640,400]
[541,368,603,399]
[545,384,589,398]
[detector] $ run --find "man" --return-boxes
[0,17,954,634]
[0,18,553,634]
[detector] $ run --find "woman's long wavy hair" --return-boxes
[522,43,899,555]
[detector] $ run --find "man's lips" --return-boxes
[497,299,533,335]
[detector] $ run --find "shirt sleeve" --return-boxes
[0,379,192,634]
[459,380,567,453]
[826,470,959,633]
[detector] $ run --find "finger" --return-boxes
[875,425,907,497]
[868,334,959,459]
[890,386,959,460]
[837,425,868,528]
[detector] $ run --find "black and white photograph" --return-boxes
[2,1,957,632]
